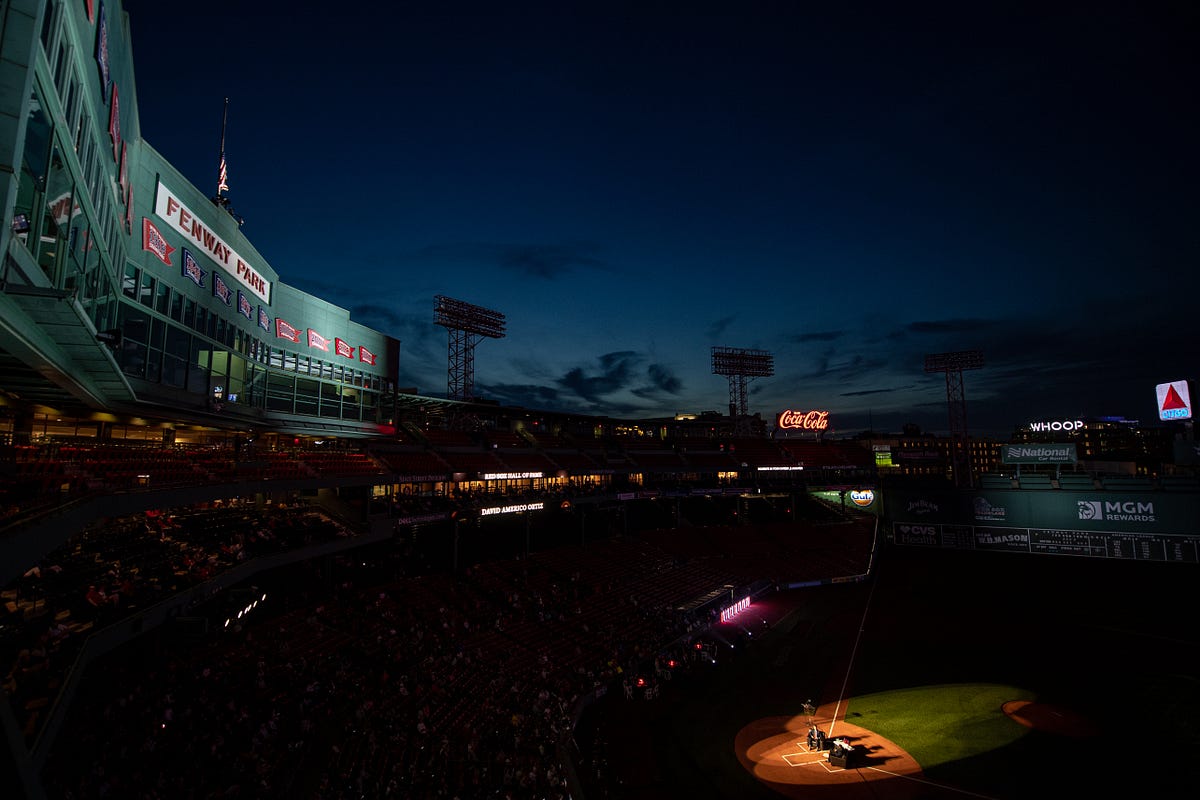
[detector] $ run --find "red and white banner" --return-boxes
[334,338,355,359]
[307,329,330,351]
[142,218,175,266]
[359,346,377,366]
[275,318,301,343]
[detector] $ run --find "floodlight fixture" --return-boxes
[924,349,984,374]
[924,349,984,487]
[711,346,775,378]
[434,295,507,339]
[711,347,775,432]
[435,295,507,403]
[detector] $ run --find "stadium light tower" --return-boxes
[434,295,506,402]
[924,349,984,488]
[711,346,774,436]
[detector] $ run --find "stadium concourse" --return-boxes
[0,432,877,800]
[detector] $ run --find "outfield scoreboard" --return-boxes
[893,521,1198,562]
[887,488,1200,563]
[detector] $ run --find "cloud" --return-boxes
[557,351,641,401]
[801,352,891,381]
[791,330,845,343]
[841,386,905,397]
[474,382,561,409]
[349,303,413,334]
[646,363,683,393]
[411,241,606,279]
[707,315,737,338]
[905,318,999,334]
[499,243,605,278]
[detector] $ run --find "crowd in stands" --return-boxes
[26,500,873,799]
[0,433,876,528]
[0,442,390,523]
[1,503,354,747]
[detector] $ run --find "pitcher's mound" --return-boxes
[1002,700,1099,737]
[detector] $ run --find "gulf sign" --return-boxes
[1156,380,1193,421]
[848,489,875,508]
[777,409,830,430]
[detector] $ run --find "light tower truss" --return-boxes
[711,346,775,435]
[924,349,984,488]
[434,295,506,402]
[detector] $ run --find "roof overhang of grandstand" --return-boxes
[0,289,137,413]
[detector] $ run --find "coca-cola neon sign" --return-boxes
[777,409,830,430]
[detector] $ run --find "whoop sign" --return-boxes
[1028,419,1084,432]
[778,409,830,431]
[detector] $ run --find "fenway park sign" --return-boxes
[777,409,830,431]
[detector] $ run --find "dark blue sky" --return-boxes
[124,1,1199,436]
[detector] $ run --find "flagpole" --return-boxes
[216,97,229,199]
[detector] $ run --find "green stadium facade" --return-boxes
[0,0,399,444]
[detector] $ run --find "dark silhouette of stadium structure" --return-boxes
[711,346,775,437]
[434,295,506,430]
[924,349,984,488]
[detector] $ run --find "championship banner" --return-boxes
[95,2,111,101]
[359,346,376,366]
[212,273,233,306]
[142,218,174,266]
[237,291,254,321]
[307,329,330,352]
[275,318,301,343]
[181,249,205,286]
[334,338,355,359]
[108,83,121,161]
[257,306,271,332]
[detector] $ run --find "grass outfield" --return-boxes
[583,543,1199,799]
[838,683,1035,770]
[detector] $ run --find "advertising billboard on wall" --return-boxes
[777,410,830,431]
[1156,380,1193,421]
[885,487,1200,562]
[1001,443,1077,464]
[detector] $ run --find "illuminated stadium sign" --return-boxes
[1156,380,1193,421]
[1002,444,1077,464]
[720,597,750,622]
[481,472,544,480]
[154,180,271,303]
[1077,500,1156,523]
[777,409,830,430]
[480,502,545,517]
[849,489,875,507]
[1027,419,1084,432]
